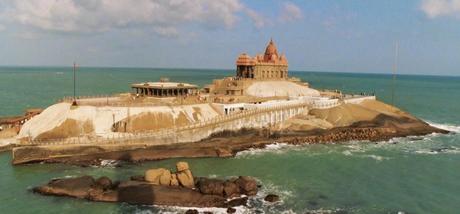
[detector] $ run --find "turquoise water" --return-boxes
[0,67,459,213]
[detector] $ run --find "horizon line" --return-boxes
[0,64,458,78]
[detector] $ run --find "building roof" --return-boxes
[235,39,288,66]
[264,38,279,61]
[131,82,198,89]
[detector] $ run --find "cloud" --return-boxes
[245,8,266,28]
[279,2,303,22]
[1,0,245,36]
[421,0,460,18]
[0,24,4,31]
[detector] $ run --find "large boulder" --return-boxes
[235,176,258,196]
[95,176,112,190]
[177,169,194,188]
[196,178,224,196]
[145,168,171,185]
[170,174,179,186]
[223,181,240,198]
[33,176,95,199]
[176,161,190,172]
[264,194,280,202]
[159,170,171,186]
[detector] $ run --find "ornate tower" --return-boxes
[235,39,288,80]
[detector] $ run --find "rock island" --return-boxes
[7,39,447,165]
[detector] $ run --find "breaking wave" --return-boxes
[427,121,460,133]
[235,143,299,158]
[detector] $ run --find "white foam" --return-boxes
[414,146,460,155]
[95,159,120,168]
[427,121,460,133]
[362,154,389,161]
[235,142,298,158]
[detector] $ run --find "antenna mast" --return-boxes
[392,42,399,106]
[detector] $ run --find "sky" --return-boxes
[0,0,459,76]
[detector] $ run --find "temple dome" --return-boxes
[236,53,255,65]
[264,39,279,61]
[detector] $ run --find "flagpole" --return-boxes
[72,62,77,106]
[392,42,399,106]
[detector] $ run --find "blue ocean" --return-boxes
[0,67,459,213]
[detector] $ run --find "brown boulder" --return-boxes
[177,169,194,188]
[225,196,248,207]
[197,178,224,196]
[33,176,95,199]
[176,161,190,172]
[235,176,258,196]
[95,176,112,190]
[223,181,240,198]
[227,207,236,213]
[170,174,179,186]
[145,168,171,185]
[185,209,198,214]
[264,194,280,202]
[159,170,171,186]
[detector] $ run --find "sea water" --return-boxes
[0,67,459,214]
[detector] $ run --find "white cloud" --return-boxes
[421,0,460,18]
[279,2,303,22]
[1,0,245,36]
[245,8,266,28]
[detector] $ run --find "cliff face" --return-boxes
[17,103,221,141]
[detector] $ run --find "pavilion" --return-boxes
[131,81,198,97]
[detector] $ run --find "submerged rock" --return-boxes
[264,194,280,202]
[185,210,198,214]
[227,207,236,213]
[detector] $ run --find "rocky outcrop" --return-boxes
[176,162,194,188]
[12,109,448,166]
[143,162,194,188]
[33,162,258,208]
[145,168,171,185]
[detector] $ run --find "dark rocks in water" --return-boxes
[185,209,198,214]
[130,175,145,181]
[227,207,236,213]
[223,181,240,198]
[264,194,280,202]
[196,176,258,199]
[235,176,258,196]
[33,176,95,199]
[226,197,248,207]
[318,194,328,200]
[95,176,112,190]
[196,178,224,196]
[34,175,257,208]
